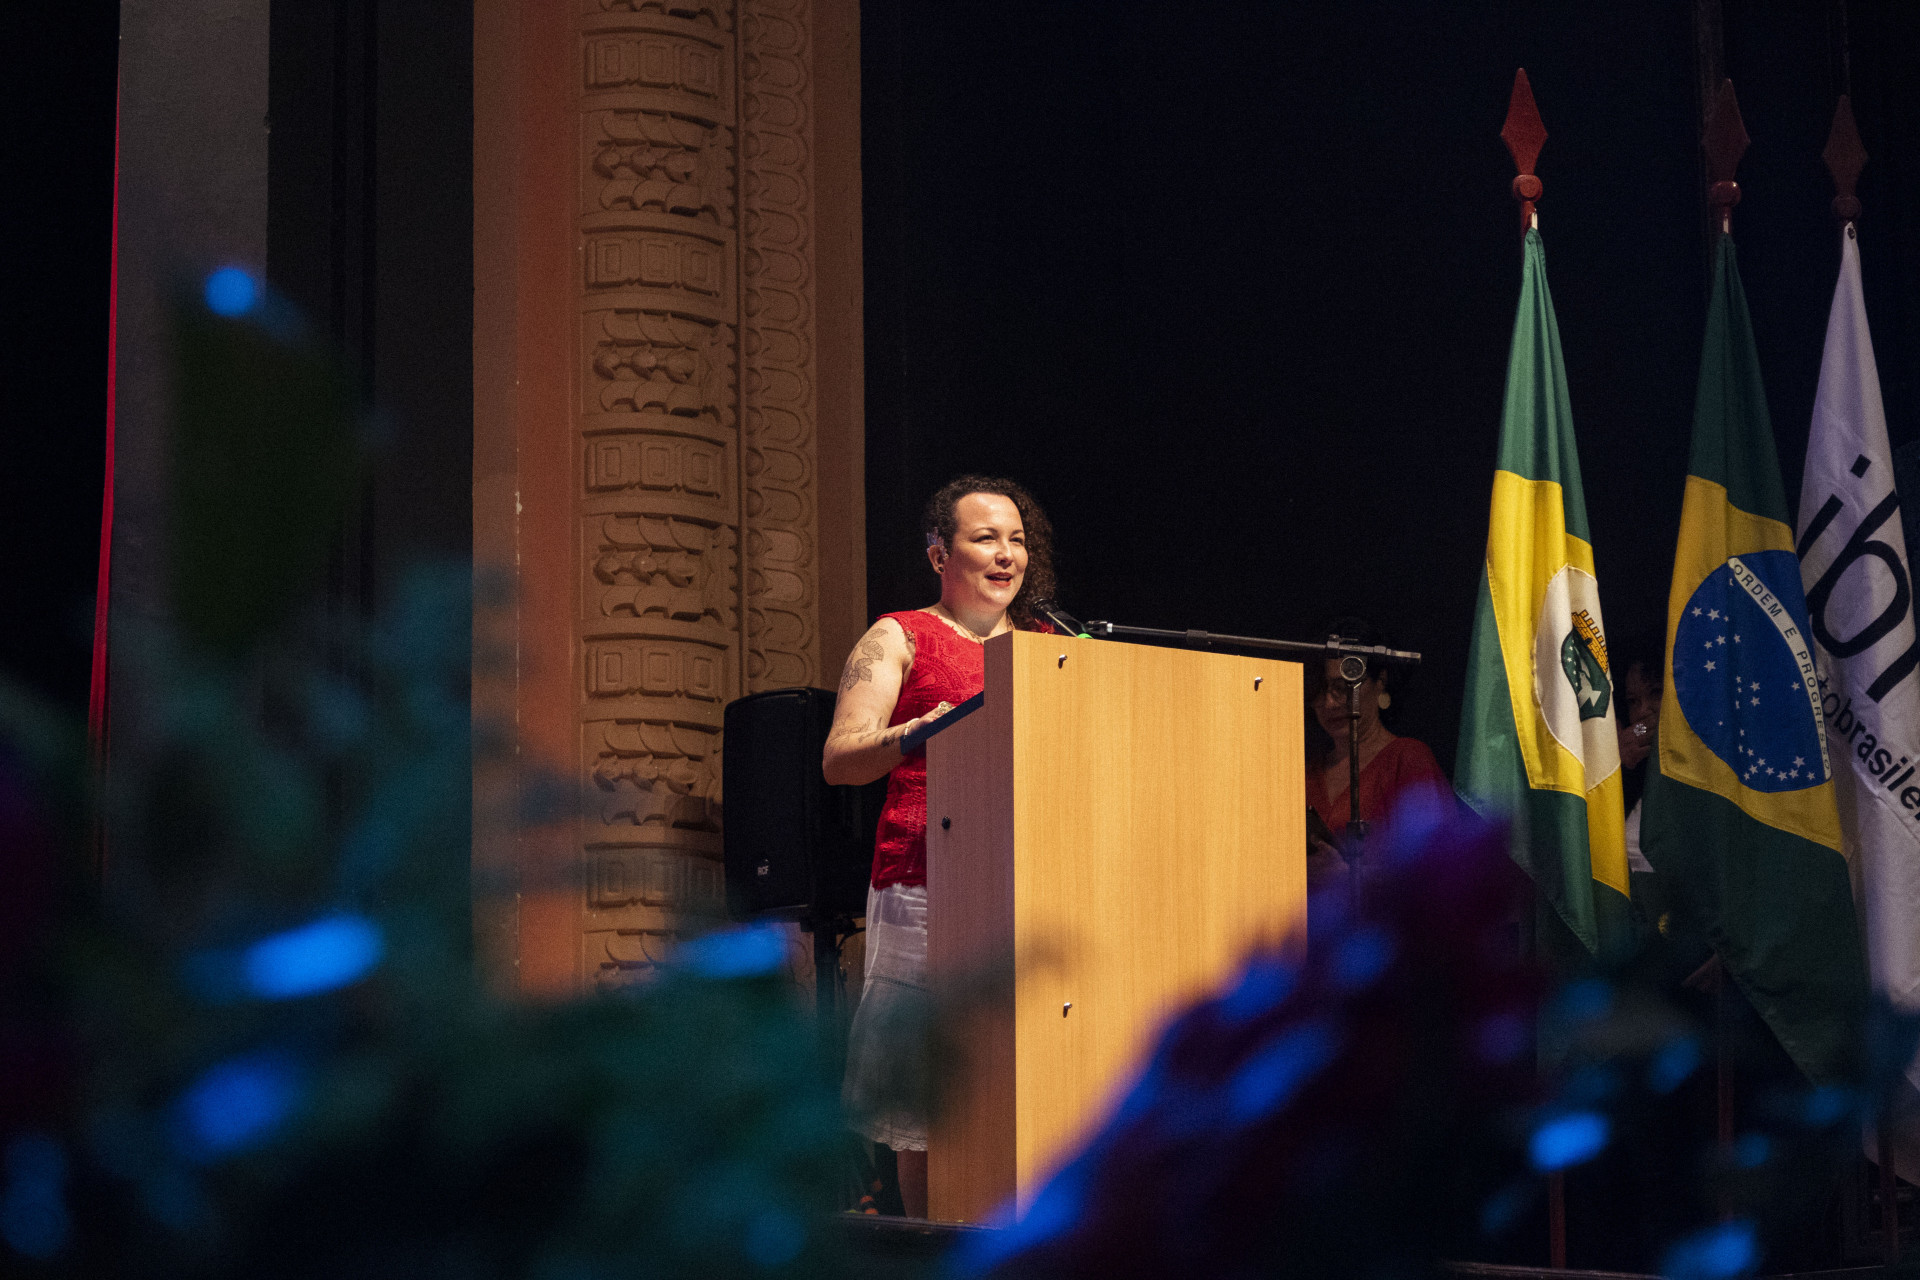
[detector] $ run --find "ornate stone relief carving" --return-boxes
[740,0,819,694]
[576,0,819,984]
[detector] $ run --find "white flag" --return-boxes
[1797,225,1920,1178]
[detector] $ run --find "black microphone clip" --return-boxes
[1031,598,1089,638]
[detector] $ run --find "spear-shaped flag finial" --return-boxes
[1703,79,1750,233]
[1823,95,1867,225]
[1501,68,1547,230]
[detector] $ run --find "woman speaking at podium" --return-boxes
[822,475,1057,1218]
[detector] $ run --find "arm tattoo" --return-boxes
[827,714,900,754]
[840,630,888,693]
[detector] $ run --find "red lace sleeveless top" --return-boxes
[868,610,993,891]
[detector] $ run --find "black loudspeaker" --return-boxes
[722,687,887,921]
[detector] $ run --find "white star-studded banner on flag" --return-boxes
[1796,225,1920,1180]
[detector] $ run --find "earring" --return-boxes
[1377,691,1392,710]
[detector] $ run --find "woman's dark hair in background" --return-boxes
[1608,627,1667,705]
[1304,615,1410,766]
[922,475,1057,631]
[1609,625,1667,811]
[1304,616,1410,709]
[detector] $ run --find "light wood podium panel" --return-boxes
[925,631,1305,1223]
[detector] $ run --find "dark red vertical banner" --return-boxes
[88,79,121,873]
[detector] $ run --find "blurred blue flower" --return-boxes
[1662,1219,1759,1280]
[4,1135,65,1194]
[1478,1180,1531,1237]
[1554,978,1613,1024]
[957,1167,1082,1271]
[1,1133,71,1261]
[203,266,259,317]
[1330,928,1394,990]
[1216,954,1296,1026]
[1229,1020,1339,1121]
[140,1165,211,1234]
[1473,1011,1528,1065]
[1802,1085,1852,1128]
[244,913,384,999]
[176,1054,301,1159]
[1562,1063,1622,1107]
[1529,1110,1610,1172]
[679,924,787,979]
[338,818,402,890]
[743,1207,805,1267]
[1648,1036,1704,1094]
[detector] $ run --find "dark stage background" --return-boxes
[1,3,1918,1272]
[1,2,119,713]
[861,1,1920,772]
[6,2,1920,764]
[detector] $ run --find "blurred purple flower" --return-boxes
[963,801,1539,1279]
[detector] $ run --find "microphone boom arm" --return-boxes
[1079,620,1421,668]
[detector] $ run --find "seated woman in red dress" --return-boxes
[1304,618,1449,889]
[821,474,1058,1219]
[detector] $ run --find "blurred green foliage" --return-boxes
[0,282,852,1277]
[5,271,1915,1280]
[168,298,359,658]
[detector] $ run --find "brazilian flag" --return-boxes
[1457,227,1632,960]
[1640,234,1868,1083]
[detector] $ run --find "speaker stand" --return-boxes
[802,908,865,1211]
[800,909,860,1050]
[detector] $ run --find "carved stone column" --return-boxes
[475,0,862,995]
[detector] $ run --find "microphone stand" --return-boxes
[1338,653,1370,858]
[1078,617,1421,899]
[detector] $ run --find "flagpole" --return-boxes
[1499,68,1567,1272]
[1698,80,1752,1204]
[1703,80,1748,239]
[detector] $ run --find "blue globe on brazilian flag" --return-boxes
[1670,551,1831,799]
[1457,227,1631,962]
[1640,234,1866,1084]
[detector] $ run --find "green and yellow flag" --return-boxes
[1457,227,1632,960]
[1640,233,1867,1083]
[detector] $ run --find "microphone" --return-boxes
[1032,598,1090,638]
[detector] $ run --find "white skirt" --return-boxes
[841,882,931,1151]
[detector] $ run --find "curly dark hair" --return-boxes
[921,475,1058,631]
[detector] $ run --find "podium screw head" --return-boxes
[1254,675,1263,690]
[1063,1002,1072,1016]
[1058,653,1068,667]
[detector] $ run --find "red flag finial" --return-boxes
[1703,79,1749,233]
[1501,68,1547,230]
[1823,95,1867,225]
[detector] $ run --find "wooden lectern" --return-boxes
[924,631,1306,1223]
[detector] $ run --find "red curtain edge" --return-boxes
[87,76,121,875]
